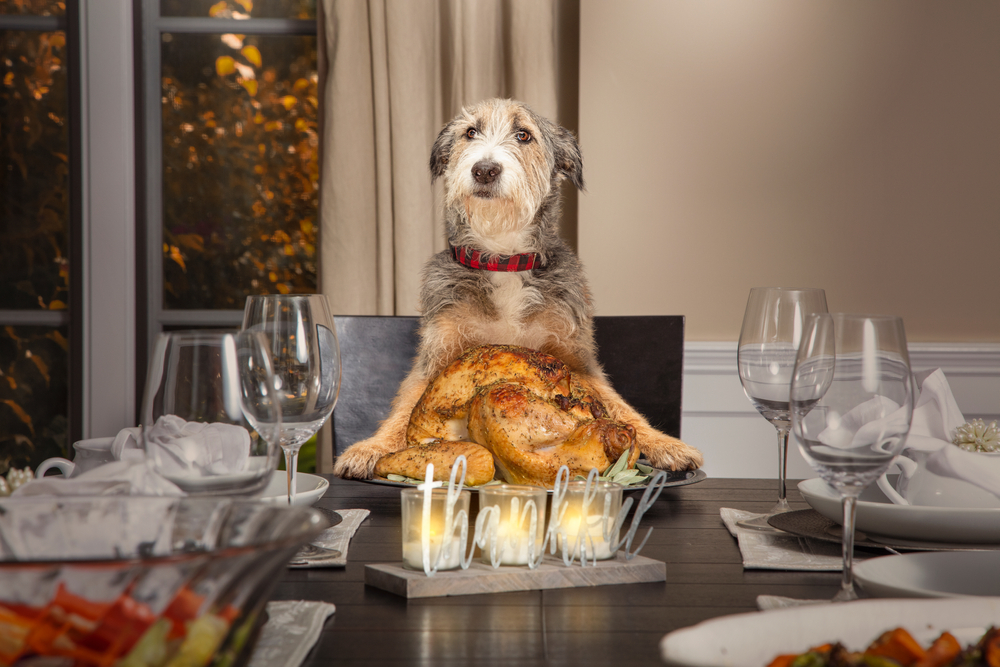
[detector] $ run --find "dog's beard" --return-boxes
[460,195,537,251]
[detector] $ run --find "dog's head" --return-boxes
[430,99,583,251]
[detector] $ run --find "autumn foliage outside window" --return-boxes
[0,19,70,473]
[160,16,319,309]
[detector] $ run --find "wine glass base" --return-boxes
[832,585,859,603]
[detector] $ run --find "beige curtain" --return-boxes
[314,0,577,471]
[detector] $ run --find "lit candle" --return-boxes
[479,485,547,567]
[400,487,470,572]
[554,480,623,561]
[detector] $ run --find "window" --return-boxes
[137,0,320,469]
[0,1,78,473]
[0,0,320,474]
[137,0,319,361]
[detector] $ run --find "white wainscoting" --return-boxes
[682,342,1000,480]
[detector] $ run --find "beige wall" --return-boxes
[578,1,1000,342]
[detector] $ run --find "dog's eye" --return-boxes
[515,130,532,143]
[465,127,477,139]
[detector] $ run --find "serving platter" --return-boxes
[362,467,706,493]
[798,477,1000,544]
[660,597,1000,667]
[855,551,1000,598]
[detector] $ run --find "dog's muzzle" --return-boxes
[472,160,502,191]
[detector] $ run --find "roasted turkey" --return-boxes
[374,345,639,488]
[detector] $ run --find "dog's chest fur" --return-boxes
[472,272,552,348]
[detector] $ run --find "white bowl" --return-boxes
[257,471,329,506]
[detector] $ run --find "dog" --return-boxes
[333,98,703,479]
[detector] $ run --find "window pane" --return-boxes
[0,1,64,17]
[0,30,69,310]
[0,325,69,473]
[160,0,316,20]
[161,32,318,310]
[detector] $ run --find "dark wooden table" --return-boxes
[272,476,840,666]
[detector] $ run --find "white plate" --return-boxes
[798,477,1000,544]
[856,551,1000,598]
[660,597,1000,667]
[257,471,329,506]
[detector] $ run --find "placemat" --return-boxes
[721,507,853,571]
[288,508,370,568]
[248,600,336,667]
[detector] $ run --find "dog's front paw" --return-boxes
[333,437,397,480]
[639,432,704,472]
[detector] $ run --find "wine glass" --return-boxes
[736,287,828,531]
[242,295,341,504]
[141,330,282,496]
[791,313,915,601]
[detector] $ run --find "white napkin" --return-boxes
[896,369,1000,499]
[13,459,184,497]
[817,395,910,453]
[145,415,250,477]
[249,600,336,667]
[720,508,851,571]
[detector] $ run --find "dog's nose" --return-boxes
[472,161,502,185]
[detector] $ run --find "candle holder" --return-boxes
[366,462,674,598]
[478,485,547,567]
[401,486,470,573]
[554,480,623,562]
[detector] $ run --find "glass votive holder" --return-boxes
[555,480,624,561]
[479,485,548,566]
[400,487,470,571]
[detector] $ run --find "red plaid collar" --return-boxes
[450,245,542,272]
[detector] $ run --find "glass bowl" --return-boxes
[0,496,327,667]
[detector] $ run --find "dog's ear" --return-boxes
[429,121,457,181]
[552,126,584,191]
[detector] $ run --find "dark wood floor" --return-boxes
[272,476,841,666]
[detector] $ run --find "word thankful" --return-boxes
[404,456,669,577]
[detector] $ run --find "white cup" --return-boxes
[35,437,115,478]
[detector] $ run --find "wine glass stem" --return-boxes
[284,447,299,505]
[774,424,790,511]
[836,494,860,601]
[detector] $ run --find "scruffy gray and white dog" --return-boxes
[333,98,703,479]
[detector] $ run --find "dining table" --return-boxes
[271,475,843,666]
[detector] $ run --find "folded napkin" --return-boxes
[248,600,336,667]
[13,459,184,497]
[721,508,863,571]
[888,369,1000,502]
[146,415,250,477]
[288,508,369,569]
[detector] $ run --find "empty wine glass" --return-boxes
[242,295,341,504]
[141,330,282,496]
[791,313,915,601]
[736,287,828,531]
